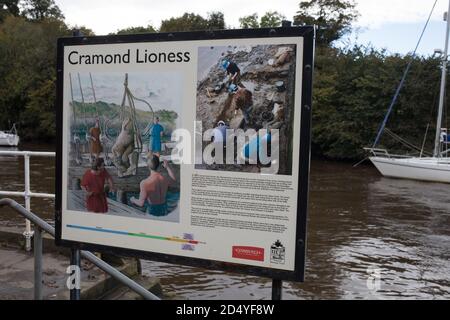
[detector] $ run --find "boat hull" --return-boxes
[0,135,19,147]
[370,157,450,184]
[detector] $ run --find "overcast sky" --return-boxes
[55,0,450,55]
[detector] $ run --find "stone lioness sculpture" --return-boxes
[112,118,138,177]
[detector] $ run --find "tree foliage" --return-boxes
[115,25,156,35]
[311,46,443,159]
[239,13,259,29]
[20,0,64,21]
[260,11,286,28]
[206,11,225,30]
[293,0,358,46]
[0,14,69,139]
[0,1,447,160]
[160,12,224,32]
[0,0,20,22]
[72,25,95,36]
[239,11,286,28]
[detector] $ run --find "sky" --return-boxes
[55,0,450,56]
[73,72,183,114]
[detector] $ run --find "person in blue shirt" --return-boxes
[149,117,164,158]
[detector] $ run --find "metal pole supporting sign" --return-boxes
[70,248,81,300]
[68,28,83,301]
[272,279,282,300]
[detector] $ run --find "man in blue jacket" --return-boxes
[149,117,164,158]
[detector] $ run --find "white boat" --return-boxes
[366,1,450,184]
[368,150,450,183]
[0,124,20,147]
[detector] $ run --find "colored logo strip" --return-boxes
[66,224,202,245]
[232,246,265,262]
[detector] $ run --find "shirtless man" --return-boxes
[130,156,176,216]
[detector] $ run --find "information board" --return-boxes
[55,27,315,282]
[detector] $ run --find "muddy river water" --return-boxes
[0,142,449,299]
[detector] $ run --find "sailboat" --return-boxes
[366,0,450,184]
[0,124,20,147]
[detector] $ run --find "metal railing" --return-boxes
[365,147,450,162]
[0,151,159,300]
[0,198,159,300]
[0,199,160,300]
[363,148,419,159]
[0,151,55,251]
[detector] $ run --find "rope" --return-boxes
[385,129,421,151]
[129,92,155,138]
[120,78,128,124]
[69,73,76,126]
[130,94,155,122]
[372,0,438,148]
[420,124,430,157]
[353,157,368,168]
[384,128,432,156]
[89,73,98,117]
[125,86,143,153]
[420,79,442,156]
[77,73,85,104]
[69,72,82,164]
[90,73,97,103]
[117,73,156,156]
[76,72,89,138]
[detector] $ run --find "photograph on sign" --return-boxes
[195,44,296,175]
[56,29,313,281]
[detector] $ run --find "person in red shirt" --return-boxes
[81,158,114,213]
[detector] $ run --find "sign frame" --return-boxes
[55,26,315,282]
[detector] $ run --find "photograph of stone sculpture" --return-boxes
[195,44,297,175]
[66,72,181,222]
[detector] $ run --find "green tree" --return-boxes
[293,0,358,46]
[239,13,259,28]
[71,25,95,36]
[20,0,64,21]
[206,11,225,29]
[160,12,224,32]
[21,78,56,138]
[311,45,443,160]
[239,11,286,28]
[0,15,69,139]
[260,11,285,28]
[115,25,156,35]
[0,0,20,22]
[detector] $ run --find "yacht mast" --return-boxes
[434,0,450,157]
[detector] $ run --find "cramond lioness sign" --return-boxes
[66,49,192,65]
[55,27,315,282]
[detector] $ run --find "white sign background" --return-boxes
[61,36,304,272]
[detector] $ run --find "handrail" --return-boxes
[0,198,160,300]
[0,150,56,250]
[0,151,55,157]
[364,148,419,159]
